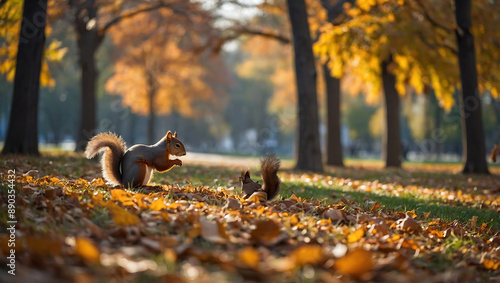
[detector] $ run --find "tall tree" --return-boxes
[454,0,489,174]
[287,0,323,172]
[319,0,353,167]
[381,58,402,167]
[323,65,343,166]
[2,0,48,155]
[315,0,500,170]
[66,0,193,151]
[105,9,225,144]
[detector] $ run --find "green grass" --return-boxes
[152,161,500,230]
[2,152,499,231]
[283,182,499,229]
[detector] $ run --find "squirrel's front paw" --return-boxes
[174,159,182,166]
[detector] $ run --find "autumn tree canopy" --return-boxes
[314,0,500,110]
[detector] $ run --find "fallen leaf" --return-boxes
[81,218,104,238]
[483,258,499,270]
[75,237,100,263]
[347,227,365,243]
[394,214,423,234]
[323,208,347,222]
[289,245,324,266]
[238,247,260,268]
[225,198,242,210]
[334,248,374,277]
[250,219,282,246]
[200,217,228,244]
[150,198,167,211]
[106,202,141,226]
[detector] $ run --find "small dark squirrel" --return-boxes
[85,131,186,188]
[492,144,499,162]
[240,154,281,201]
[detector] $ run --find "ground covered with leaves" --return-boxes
[0,153,499,282]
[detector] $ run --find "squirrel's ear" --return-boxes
[174,132,178,138]
[166,131,172,139]
[244,170,251,179]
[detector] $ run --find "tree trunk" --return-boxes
[287,0,324,172]
[323,65,343,166]
[2,0,47,155]
[128,108,136,145]
[491,96,500,145]
[74,0,100,152]
[431,91,444,159]
[454,0,489,174]
[381,59,402,168]
[147,72,156,144]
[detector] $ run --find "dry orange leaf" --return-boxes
[290,245,324,266]
[106,202,140,226]
[150,198,167,211]
[238,247,260,268]
[334,248,374,277]
[75,237,100,263]
[483,258,499,270]
[347,227,365,243]
[369,201,382,212]
[110,189,129,200]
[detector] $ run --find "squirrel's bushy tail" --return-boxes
[261,154,281,200]
[85,133,127,186]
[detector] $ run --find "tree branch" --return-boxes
[416,31,457,54]
[99,2,173,37]
[413,0,453,33]
[234,26,290,43]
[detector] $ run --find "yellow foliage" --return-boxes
[313,0,490,110]
[0,0,66,87]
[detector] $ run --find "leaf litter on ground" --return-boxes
[0,153,499,282]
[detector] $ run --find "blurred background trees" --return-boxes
[1,0,499,174]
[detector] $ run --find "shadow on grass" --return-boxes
[282,182,500,230]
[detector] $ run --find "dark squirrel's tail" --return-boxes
[492,144,499,162]
[261,154,281,200]
[85,133,127,186]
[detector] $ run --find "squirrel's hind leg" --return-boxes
[122,163,149,188]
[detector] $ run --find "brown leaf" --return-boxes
[81,218,104,239]
[250,219,282,246]
[394,214,422,234]
[200,217,228,244]
[323,208,347,222]
[225,198,242,210]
